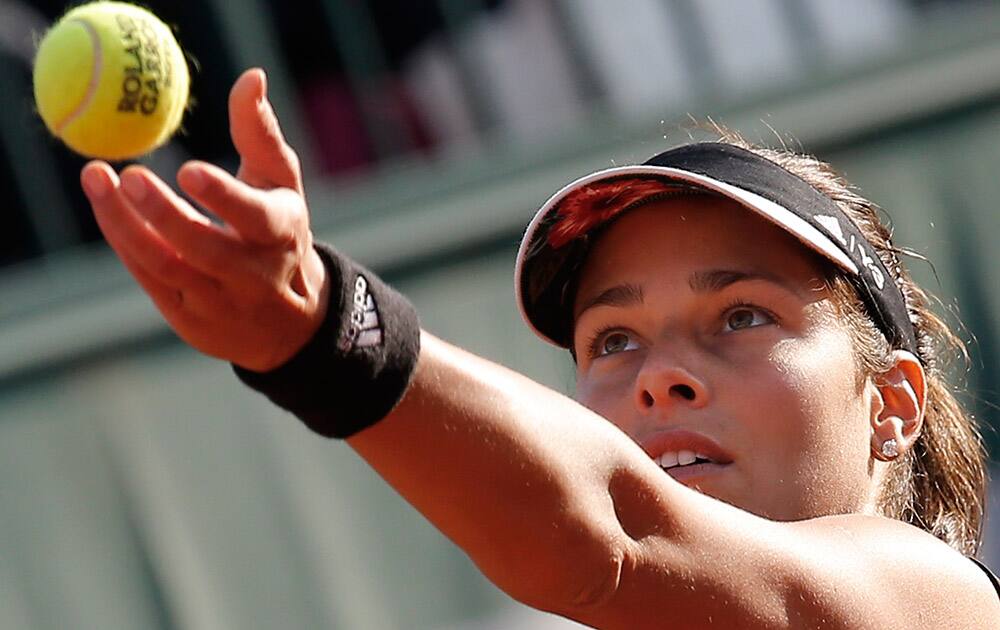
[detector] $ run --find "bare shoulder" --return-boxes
[782,514,999,628]
[569,493,998,629]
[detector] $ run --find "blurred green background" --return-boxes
[0,0,998,628]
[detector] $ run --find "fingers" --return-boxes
[229,68,303,193]
[82,162,213,291]
[117,165,252,279]
[177,160,302,246]
[83,161,234,317]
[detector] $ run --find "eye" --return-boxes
[589,329,641,358]
[722,305,774,332]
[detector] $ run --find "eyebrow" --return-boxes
[576,269,800,319]
[688,269,789,293]
[575,283,644,317]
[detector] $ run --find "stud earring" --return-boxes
[881,438,899,459]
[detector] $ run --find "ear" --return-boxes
[870,350,926,461]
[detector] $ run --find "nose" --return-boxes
[634,352,709,413]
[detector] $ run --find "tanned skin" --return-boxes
[81,69,998,629]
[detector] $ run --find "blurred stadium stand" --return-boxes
[0,0,998,628]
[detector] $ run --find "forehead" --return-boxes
[575,196,830,300]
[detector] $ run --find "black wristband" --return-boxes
[232,242,421,438]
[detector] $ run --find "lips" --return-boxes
[640,430,733,479]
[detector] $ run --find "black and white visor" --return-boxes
[515,142,918,354]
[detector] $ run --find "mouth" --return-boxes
[641,431,733,482]
[655,449,717,470]
[656,452,728,481]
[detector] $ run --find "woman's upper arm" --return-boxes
[348,334,996,627]
[570,506,1000,629]
[780,515,1000,628]
[564,480,803,629]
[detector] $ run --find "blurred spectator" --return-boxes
[0,0,991,268]
[268,0,504,174]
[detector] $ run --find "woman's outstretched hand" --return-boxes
[81,68,329,372]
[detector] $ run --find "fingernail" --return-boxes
[180,166,206,193]
[82,167,109,199]
[122,172,147,203]
[258,68,268,95]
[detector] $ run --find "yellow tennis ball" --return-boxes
[33,1,190,160]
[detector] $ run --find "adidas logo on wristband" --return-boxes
[340,274,384,352]
[234,243,421,440]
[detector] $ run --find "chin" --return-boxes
[677,477,736,507]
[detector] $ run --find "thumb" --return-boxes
[229,68,303,193]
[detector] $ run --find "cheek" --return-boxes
[575,364,639,432]
[760,330,872,484]
[769,336,851,411]
[733,344,820,454]
[765,333,860,432]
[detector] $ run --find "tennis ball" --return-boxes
[33,1,190,160]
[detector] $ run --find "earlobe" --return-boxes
[870,350,926,461]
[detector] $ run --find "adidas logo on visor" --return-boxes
[814,215,846,245]
[340,274,384,352]
[815,214,885,290]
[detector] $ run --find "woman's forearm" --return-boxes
[347,331,649,610]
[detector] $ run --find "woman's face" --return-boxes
[572,196,882,521]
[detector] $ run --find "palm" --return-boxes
[81,69,328,372]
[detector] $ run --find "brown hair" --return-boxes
[723,136,987,556]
